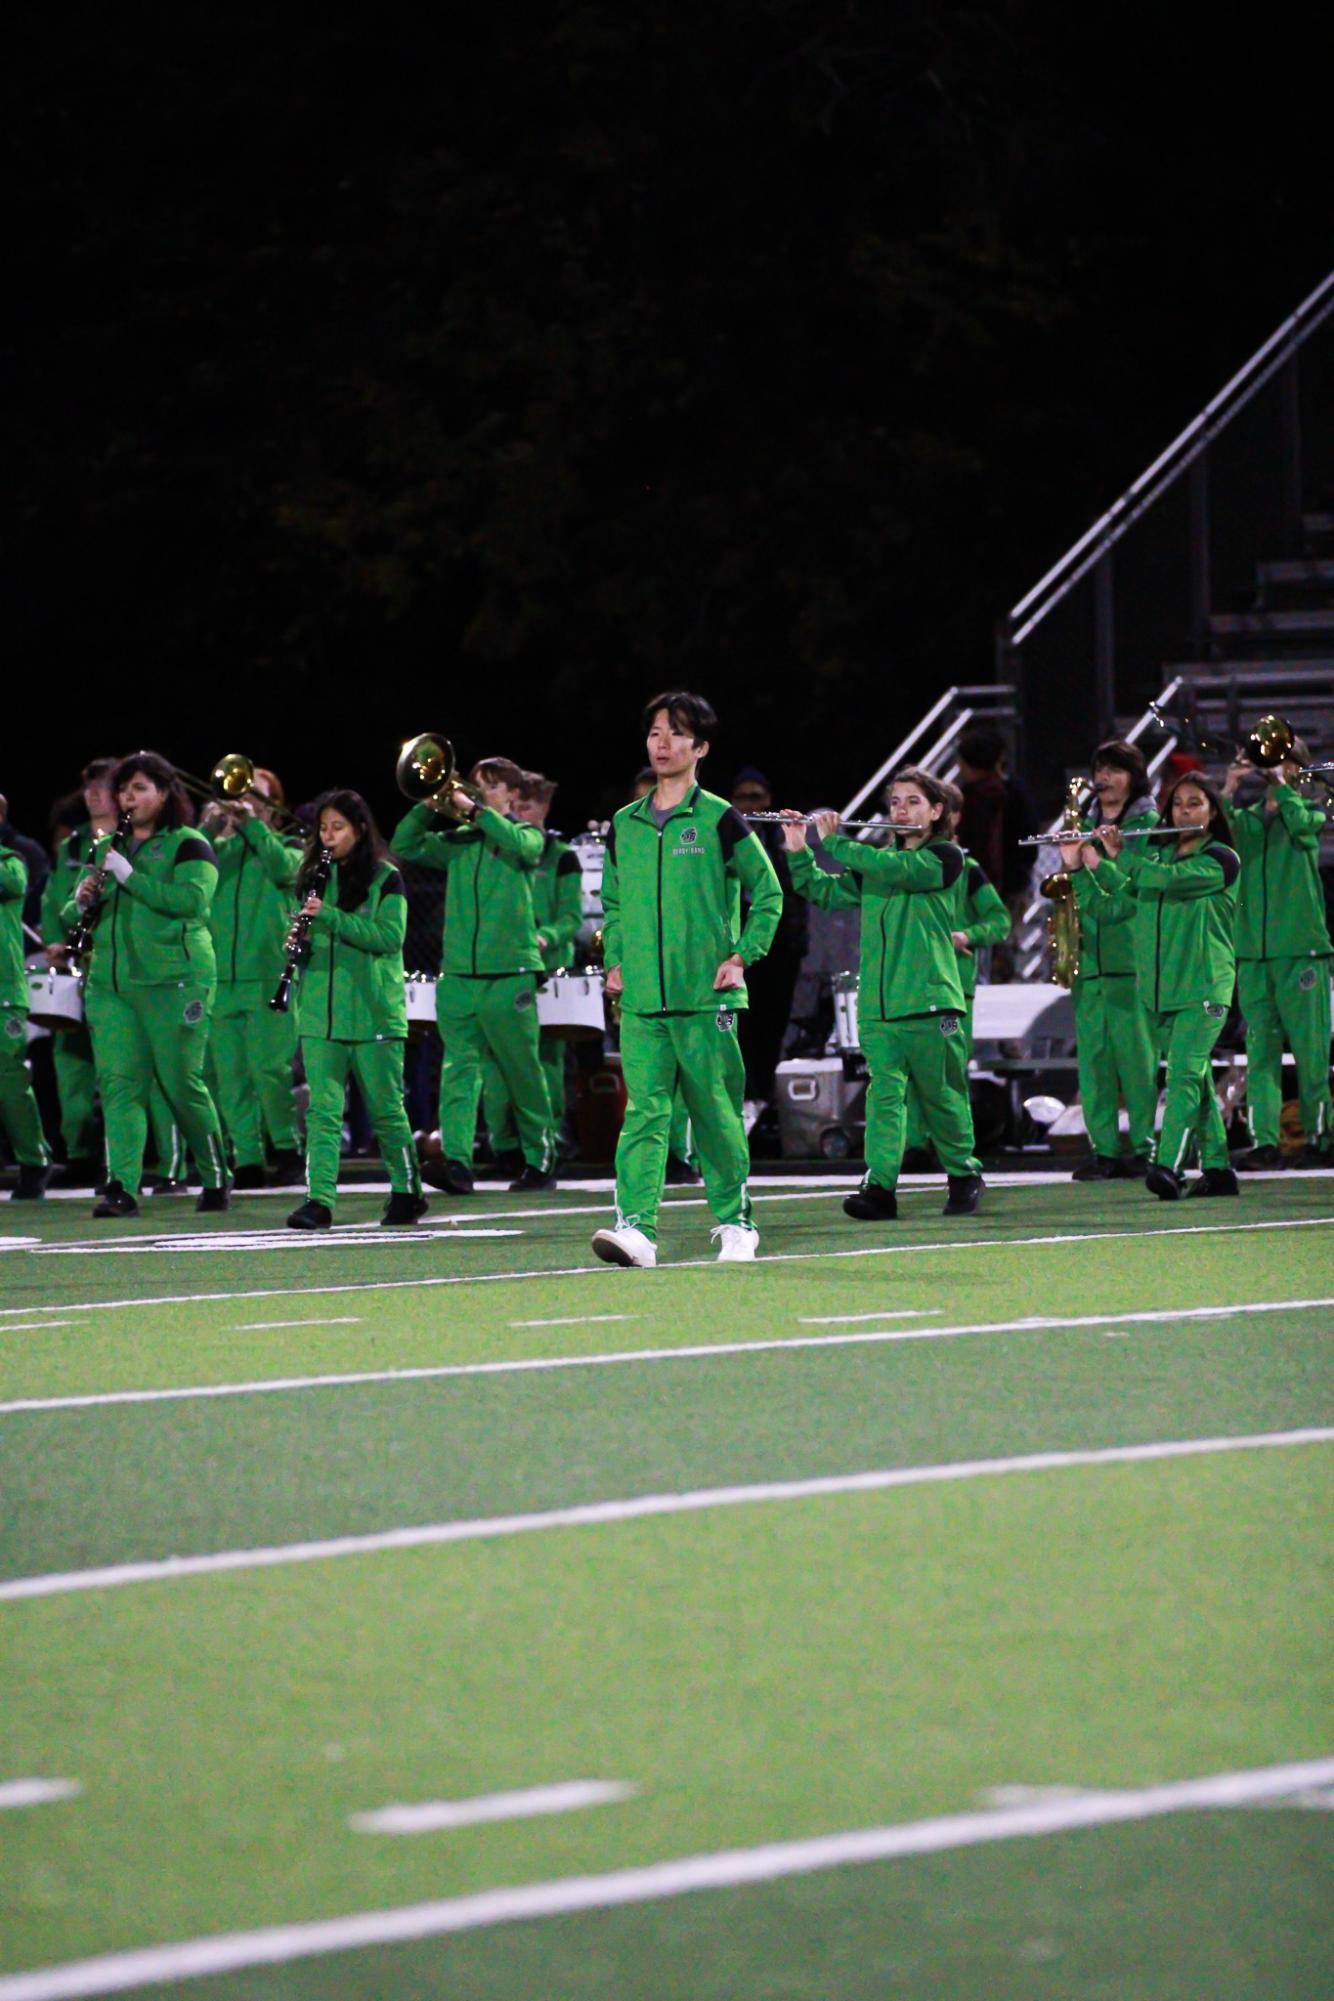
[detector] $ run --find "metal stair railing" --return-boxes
[839,684,1017,825]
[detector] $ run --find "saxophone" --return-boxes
[1040,777,1087,989]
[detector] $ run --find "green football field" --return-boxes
[2,1170,1332,2000]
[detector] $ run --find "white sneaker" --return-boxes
[712,1223,759,1262]
[592,1226,657,1268]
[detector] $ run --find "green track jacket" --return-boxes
[955,859,1012,1001]
[1229,786,1331,962]
[64,827,218,992]
[41,829,98,949]
[601,784,782,1015]
[209,820,303,984]
[788,833,967,1021]
[535,834,585,973]
[296,859,408,1043]
[392,804,544,977]
[1,845,30,1009]
[1075,840,1239,1011]
[1072,797,1159,982]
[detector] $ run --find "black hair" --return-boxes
[111,751,192,829]
[82,756,119,785]
[50,788,88,838]
[521,770,558,804]
[1159,768,1233,846]
[1091,738,1150,798]
[471,755,525,789]
[640,690,717,744]
[890,765,950,813]
[299,788,387,910]
[957,728,1005,771]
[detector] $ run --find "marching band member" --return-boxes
[393,757,557,1195]
[71,752,229,1217]
[784,767,984,1220]
[591,692,782,1268]
[902,780,1010,1169]
[1222,739,1333,1167]
[630,764,698,1183]
[480,770,583,1170]
[202,770,304,1187]
[1069,771,1239,1200]
[285,790,426,1230]
[1068,741,1161,1181]
[40,758,118,1184]
[1,830,53,1198]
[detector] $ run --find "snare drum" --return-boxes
[536,971,606,1041]
[832,970,859,1052]
[26,969,86,1033]
[570,834,606,951]
[403,974,438,1026]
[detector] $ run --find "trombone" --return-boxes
[177,753,300,831]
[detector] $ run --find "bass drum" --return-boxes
[537,971,606,1042]
[26,969,86,1033]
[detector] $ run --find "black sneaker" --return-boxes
[509,1165,558,1192]
[143,1176,191,1196]
[381,1192,430,1226]
[843,1183,898,1221]
[196,1185,232,1213]
[93,1181,139,1218]
[489,1149,523,1178]
[1117,1153,1151,1178]
[1233,1144,1282,1172]
[267,1148,305,1186]
[422,1158,475,1195]
[1071,1155,1118,1182]
[1187,1167,1240,1198]
[1145,1164,1183,1201]
[1286,1145,1333,1171]
[287,1200,333,1231]
[899,1147,936,1174]
[664,1154,702,1185]
[944,1174,983,1216]
[10,1164,50,1200]
[231,1163,268,1190]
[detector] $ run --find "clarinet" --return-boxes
[65,812,133,966]
[269,847,334,1013]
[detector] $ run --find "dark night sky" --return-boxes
[8,5,1332,840]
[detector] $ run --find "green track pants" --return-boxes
[301,1036,421,1211]
[1146,1003,1230,1174]
[0,1006,52,1168]
[85,983,227,1193]
[210,981,299,1167]
[483,1035,568,1151]
[861,1013,980,1191]
[1072,973,1159,1159]
[905,997,975,1152]
[437,973,554,1172]
[614,1007,750,1242]
[52,1031,99,1160]
[1237,957,1332,1151]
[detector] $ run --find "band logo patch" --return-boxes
[939,1014,959,1034]
[515,987,535,1010]
[183,999,205,1025]
[680,826,698,843]
[716,1008,736,1032]
[1298,965,1319,991]
[1204,1002,1226,1019]
[4,1014,23,1039]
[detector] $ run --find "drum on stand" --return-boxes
[832,970,859,1052]
[570,832,606,954]
[404,973,438,1029]
[26,968,86,1033]
[536,971,606,1041]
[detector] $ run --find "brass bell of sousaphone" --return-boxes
[395,732,481,820]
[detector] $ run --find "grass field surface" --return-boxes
[2,1172,1331,1999]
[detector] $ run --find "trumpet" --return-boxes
[395,733,482,821]
[65,811,133,966]
[269,847,334,1013]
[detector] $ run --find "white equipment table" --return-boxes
[831,974,1075,1053]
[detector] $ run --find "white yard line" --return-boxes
[1,1755,1331,2000]
[508,1314,640,1329]
[234,1319,364,1333]
[2,1296,1329,1418]
[798,1310,943,1324]
[0,1779,81,1811]
[36,1230,524,1257]
[1,1215,1329,1326]
[0,1323,73,1334]
[2,1428,1329,1605]
[348,1779,634,1836]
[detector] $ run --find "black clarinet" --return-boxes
[269,846,334,1013]
[65,812,133,966]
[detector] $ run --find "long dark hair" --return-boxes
[1159,769,1233,847]
[299,789,387,910]
[111,751,193,830]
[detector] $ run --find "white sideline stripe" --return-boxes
[234,1319,364,1333]
[0,1779,81,1811]
[2,1758,1331,2000]
[2,1296,1329,1417]
[1,1215,1328,1324]
[0,1323,74,1333]
[37,1230,524,1257]
[348,1780,634,1836]
[2,1428,1329,1604]
[798,1310,943,1324]
[509,1314,639,1328]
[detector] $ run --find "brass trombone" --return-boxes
[178,752,299,830]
